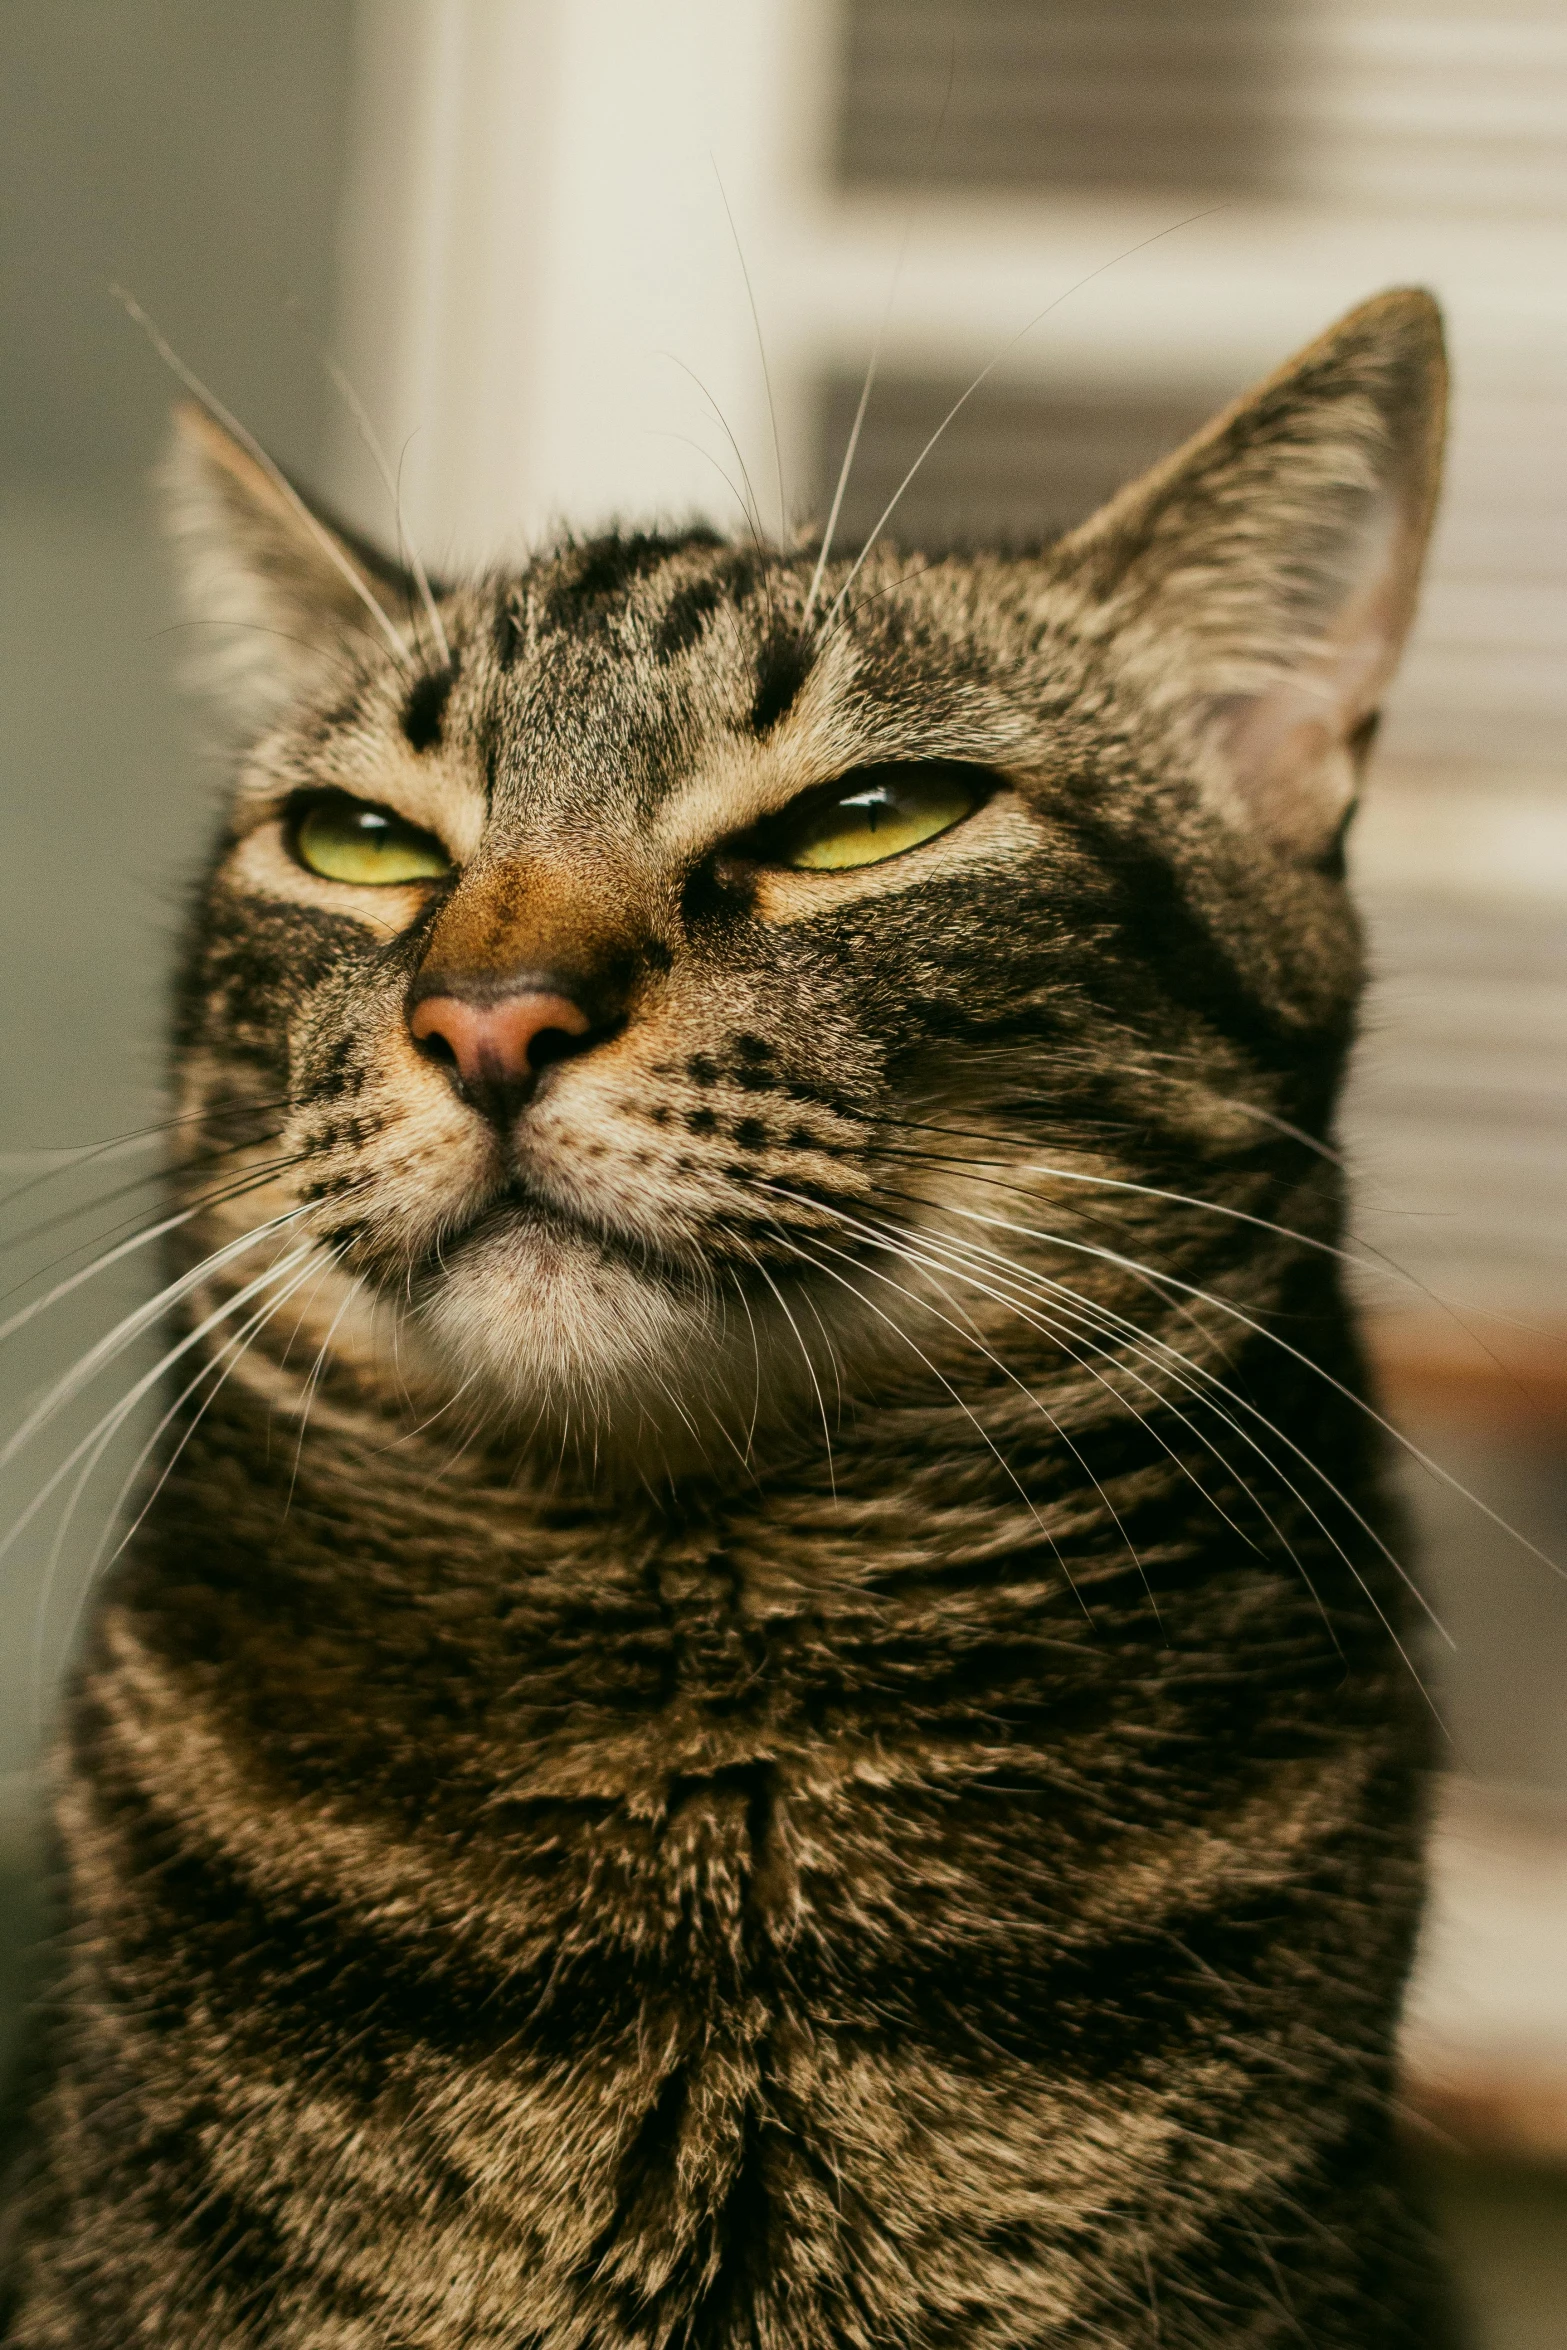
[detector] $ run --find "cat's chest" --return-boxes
[70,1466,1396,2350]
[119,1489,1113,1985]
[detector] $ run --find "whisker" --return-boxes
[820,204,1227,634]
[319,353,451,667]
[95,1243,353,1599]
[846,1191,1418,1671]
[658,353,769,548]
[112,288,413,670]
[723,1265,766,1464]
[936,1192,1566,1587]
[769,1224,1091,1618]
[770,1181,1378,1650]
[748,1248,838,1499]
[802,40,957,635]
[881,1228,1163,1627]
[0,1151,306,1359]
[647,430,757,534]
[877,1194,1450,1707]
[712,159,786,545]
[760,1184,1157,1616]
[0,1093,293,1219]
[0,1129,293,1298]
[856,1118,1365,1275]
[1,1235,317,1600]
[283,1259,368,1509]
[857,1114,1543,1403]
[813,557,936,659]
[0,1204,311,1478]
[32,1244,341,1727]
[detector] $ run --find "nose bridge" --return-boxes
[416,848,637,1006]
[408,847,648,1124]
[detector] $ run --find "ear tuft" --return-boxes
[1057,288,1447,860]
[160,404,414,732]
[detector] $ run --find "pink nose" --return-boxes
[409,989,592,1094]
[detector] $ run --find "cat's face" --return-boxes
[166,291,1445,1466]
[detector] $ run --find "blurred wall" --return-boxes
[2,0,354,492]
[0,2,357,1814]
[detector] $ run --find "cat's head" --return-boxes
[162,290,1444,1472]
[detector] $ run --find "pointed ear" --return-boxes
[161,402,417,729]
[1055,288,1446,861]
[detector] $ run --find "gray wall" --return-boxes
[3,0,354,490]
[1,3,357,1843]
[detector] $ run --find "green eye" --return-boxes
[769,764,982,872]
[292,794,453,886]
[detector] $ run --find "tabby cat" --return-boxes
[3,289,1454,2347]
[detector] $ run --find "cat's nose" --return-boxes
[408,986,593,1118]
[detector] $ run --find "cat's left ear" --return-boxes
[161,402,420,730]
[1054,288,1446,861]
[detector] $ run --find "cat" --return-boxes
[1,288,1456,2348]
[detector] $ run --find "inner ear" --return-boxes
[1212,480,1427,859]
[1055,288,1447,863]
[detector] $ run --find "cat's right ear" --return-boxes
[1051,289,1446,864]
[161,402,415,730]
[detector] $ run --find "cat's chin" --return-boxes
[412,1200,731,1459]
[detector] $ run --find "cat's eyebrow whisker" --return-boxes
[112,288,414,672]
[802,234,911,633]
[647,432,758,537]
[803,38,957,639]
[319,354,451,669]
[657,352,770,550]
[711,159,787,549]
[821,202,1226,637]
[813,557,936,659]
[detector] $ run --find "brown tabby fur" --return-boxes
[2,291,1456,2346]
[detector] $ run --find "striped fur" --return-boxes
[3,292,1456,2346]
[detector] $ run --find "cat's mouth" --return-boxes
[418,1173,709,1294]
[404,1170,757,1441]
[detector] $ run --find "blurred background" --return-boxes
[3,3,1564,2337]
